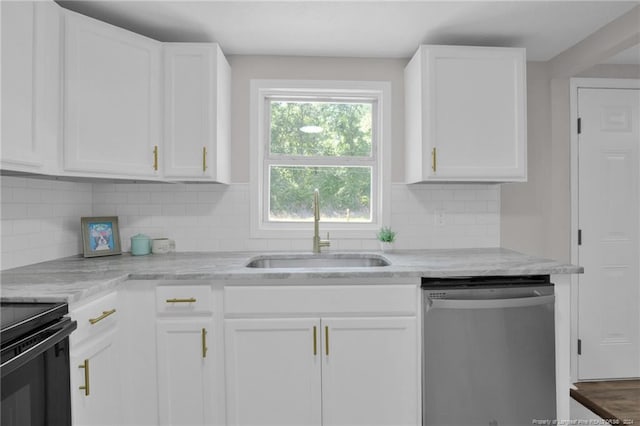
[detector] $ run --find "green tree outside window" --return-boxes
[268,100,374,222]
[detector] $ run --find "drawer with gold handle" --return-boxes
[166,298,196,304]
[88,309,116,325]
[156,285,212,315]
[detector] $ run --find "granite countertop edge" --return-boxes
[0,248,583,305]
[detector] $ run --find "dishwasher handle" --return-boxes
[428,294,555,310]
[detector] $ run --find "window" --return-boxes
[269,99,375,223]
[251,80,390,238]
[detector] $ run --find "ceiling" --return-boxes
[57,1,639,61]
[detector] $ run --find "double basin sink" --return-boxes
[246,253,391,269]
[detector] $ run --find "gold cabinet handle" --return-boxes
[313,326,317,356]
[325,326,329,356]
[201,328,208,358]
[88,309,116,325]
[202,146,208,172]
[78,359,90,396]
[431,147,437,173]
[165,298,196,303]
[153,145,159,171]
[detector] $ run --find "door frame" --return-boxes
[569,77,640,381]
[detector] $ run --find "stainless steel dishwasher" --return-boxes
[422,275,556,426]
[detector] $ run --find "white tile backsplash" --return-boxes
[390,184,500,249]
[1,177,500,270]
[94,182,500,253]
[1,176,93,270]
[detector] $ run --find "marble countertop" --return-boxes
[0,248,582,304]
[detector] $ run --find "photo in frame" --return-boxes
[81,216,122,258]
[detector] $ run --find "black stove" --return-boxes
[1,301,77,426]
[1,301,70,346]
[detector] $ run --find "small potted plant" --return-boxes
[377,226,396,252]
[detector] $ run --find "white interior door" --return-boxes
[577,87,640,380]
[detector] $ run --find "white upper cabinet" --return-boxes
[63,10,162,178]
[405,45,527,183]
[1,1,61,174]
[163,43,231,182]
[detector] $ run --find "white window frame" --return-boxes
[250,79,391,239]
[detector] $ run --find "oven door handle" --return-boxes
[1,319,77,377]
[428,294,555,310]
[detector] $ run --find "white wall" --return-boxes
[500,62,551,257]
[0,176,92,270]
[500,5,639,263]
[577,63,640,79]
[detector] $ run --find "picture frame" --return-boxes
[81,216,122,258]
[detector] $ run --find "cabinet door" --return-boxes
[156,319,215,426]
[405,45,526,182]
[321,317,418,426]
[1,1,60,173]
[427,46,526,181]
[70,329,123,426]
[225,318,322,426]
[163,43,230,182]
[64,10,161,178]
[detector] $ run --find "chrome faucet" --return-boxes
[313,189,331,253]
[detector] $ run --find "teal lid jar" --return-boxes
[130,234,151,256]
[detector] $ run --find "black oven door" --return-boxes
[1,317,77,426]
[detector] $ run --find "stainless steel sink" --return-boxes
[245,253,390,269]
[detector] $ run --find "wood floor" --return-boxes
[571,380,640,425]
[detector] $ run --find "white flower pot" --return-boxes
[380,241,394,252]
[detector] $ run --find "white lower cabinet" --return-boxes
[224,282,420,426]
[225,317,417,426]
[82,280,418,426]
[118,281,225,426]
[69,291,122,426]
[70,330,122,426]
[155,283,219,426]
[321,317,417,426]
[118,281,159,426]
[225,318,323,426]
[156,319,215,425]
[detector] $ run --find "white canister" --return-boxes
[152,238,175,254]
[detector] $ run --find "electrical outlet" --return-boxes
[435,209,446,226]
